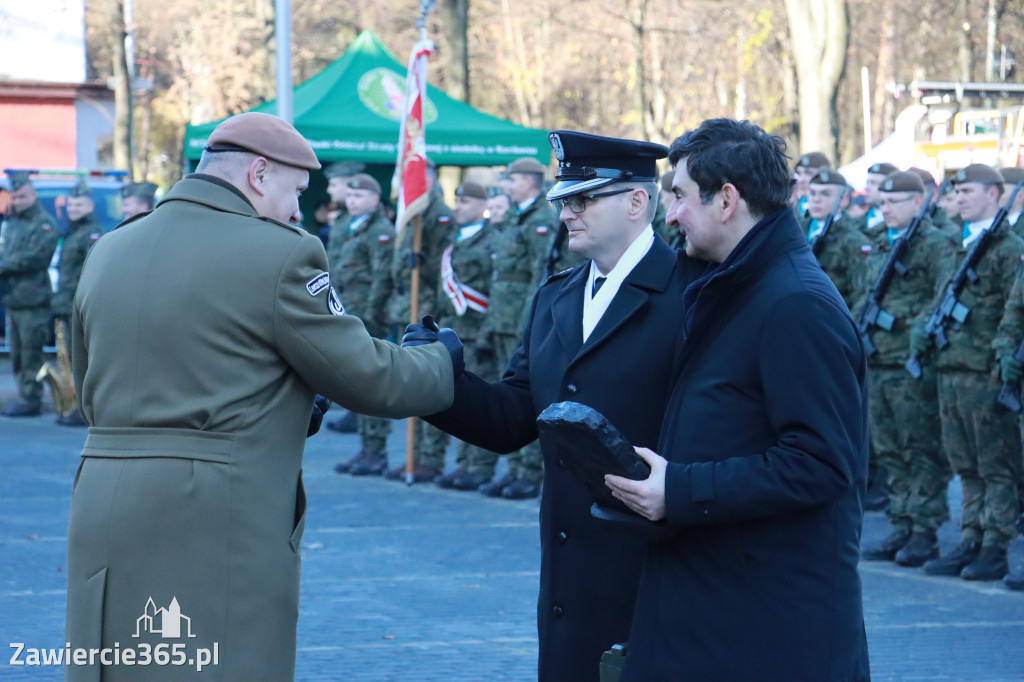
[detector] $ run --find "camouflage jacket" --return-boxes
[329,206,394,327]
[324,207,351,267]
[371,193,456,325]
[928,218,1024,372]
[516,194,561,287]
[851,220,955,367]
[438,221,499,342]
[52,213,103,316]
[0,199,59,309]
[800,213,873,311]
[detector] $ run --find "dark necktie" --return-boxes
[592,276,606,297]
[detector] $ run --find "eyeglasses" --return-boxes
[555,187,639,214]
[877,195,918,208]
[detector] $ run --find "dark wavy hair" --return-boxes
[667,118,791,219]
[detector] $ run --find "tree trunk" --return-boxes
[784,0,849,160]
[630,0,649,141]
[111,0,133,175]
[439,0,469,103]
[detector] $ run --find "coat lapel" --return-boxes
[573,239,678,364]
[550,266,588,355]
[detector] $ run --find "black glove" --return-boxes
[401,314,464,378]
[1001,355,1024,383]
[405,250,425,268]
[306,394,332,437]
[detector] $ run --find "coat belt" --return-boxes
[82,426,235,463]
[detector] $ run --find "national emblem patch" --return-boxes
[328,286,345,316]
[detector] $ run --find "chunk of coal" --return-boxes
[536,401,650,514]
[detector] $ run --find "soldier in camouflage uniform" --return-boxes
[486,186,512,231]
[906,168,959,242]
[653,170,682,248]
[912,164,1024,581]
[800,170,872,311]
[855,172,955,567]
[861,162,899,236]
[0,172,59,417]
[999,167,1024,236]
[120,182,158,221]
[434,182,504,491]
[52,179,104,426]
[791,151,831,218]
[322,161,364,434]
[477,158,555,499]
[325,174,398,476]
[370,161,456,482]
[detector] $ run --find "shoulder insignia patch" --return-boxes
[89,233,102,241]
[328,286,345,315]
[306,272,331,296]
[1020,254,1024,263]
[438,216,450,224]
[40,223,53,233]
[860,244,873,254]
[378,235,391,243]
[536,225,549,235]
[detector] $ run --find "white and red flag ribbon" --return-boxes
[392,38,434,235]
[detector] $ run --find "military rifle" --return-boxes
[997,339,1024,413]
[544,221,569,279]
[857,190,936,356]
[809,186,849,258]
[906,181,1024,378]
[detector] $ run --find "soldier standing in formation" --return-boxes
[51,179,104,426]
[434,181,504,491]
[0,172,59,417]
[861,162,899,235]
[801,170,872,310]
[328,173,398,476]
[856,171,954,567]
[912,164,1024,581]
[790,151,831,217]
[120,182,158,220]
[370,160,457,483]
[476,157,555,499]
[1000,167,1024,234]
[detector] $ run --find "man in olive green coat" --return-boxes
[65,113,457,682]
[0,171,59,417]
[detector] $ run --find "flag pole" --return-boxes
[401,1,435,486]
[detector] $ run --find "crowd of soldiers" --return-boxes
[791,153,1024,591]
[3,149,1024,587]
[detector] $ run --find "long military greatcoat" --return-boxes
[66,175,454,682]
[427,237,699,682]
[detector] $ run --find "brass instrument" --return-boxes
[36,318,77,417]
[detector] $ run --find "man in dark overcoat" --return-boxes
[606,118,871,682]
[422,130,697,682]
[65,112,458,681]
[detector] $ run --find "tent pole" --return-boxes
[275,0,293,122]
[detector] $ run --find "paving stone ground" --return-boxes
[1,358,1023,681]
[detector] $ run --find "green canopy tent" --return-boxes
[183,30,550,168]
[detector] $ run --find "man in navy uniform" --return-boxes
[417,130,694,682]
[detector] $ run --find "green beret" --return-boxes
[324,161,365,179]
[952,164,1003,187]
[346,173,381,195]
[507,157,546,175]
[7,171,31,191]
[795,152,831,170]
[122,182,158,200]
[999,167,1024,185]
[487,185,505,198]
[69,178,92,198]
[867,162,898,176]
[880,171,925,194]
[455,181,488,200]
[810,170,848,187]
[906,167,938,191]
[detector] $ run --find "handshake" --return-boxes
[402,314,465,378]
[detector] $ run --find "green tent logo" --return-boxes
[357,67,438,123]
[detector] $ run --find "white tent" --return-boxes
[838,105,928,188]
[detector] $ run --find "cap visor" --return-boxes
[546,177,617,201]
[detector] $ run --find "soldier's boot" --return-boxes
[385,463,441,483]
[960,546,1009,581]
[334,450,369,474]
[1003,566,1024,591]
[923,539,981,576]
[894,531,939,567]
[502,478,541,500]
[449,470,491,491]
[325,410,359,434]
[1,401,41,417]
[480,474,515,498]
[56,409,87,427]
[861,528,911,561]
[349,451,389,476]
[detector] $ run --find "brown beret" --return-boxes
[867,162,898,176]
[455,181,488,200]
[507,157,546,175]
[69,178,92,198]
[324,161,365,179]
[347,173,381,195]
[122,182,158,200]
[7,171,31,191]
[205,112,320,170]
[952,163,1003,187]
[999,167,1024,185]
[906,167,938,191]
[880,171,925,194]
[810,170,848,187]
[795,152,831,170]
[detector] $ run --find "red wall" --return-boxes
[0,98,77,169]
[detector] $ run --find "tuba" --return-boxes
[36,318,77,417]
